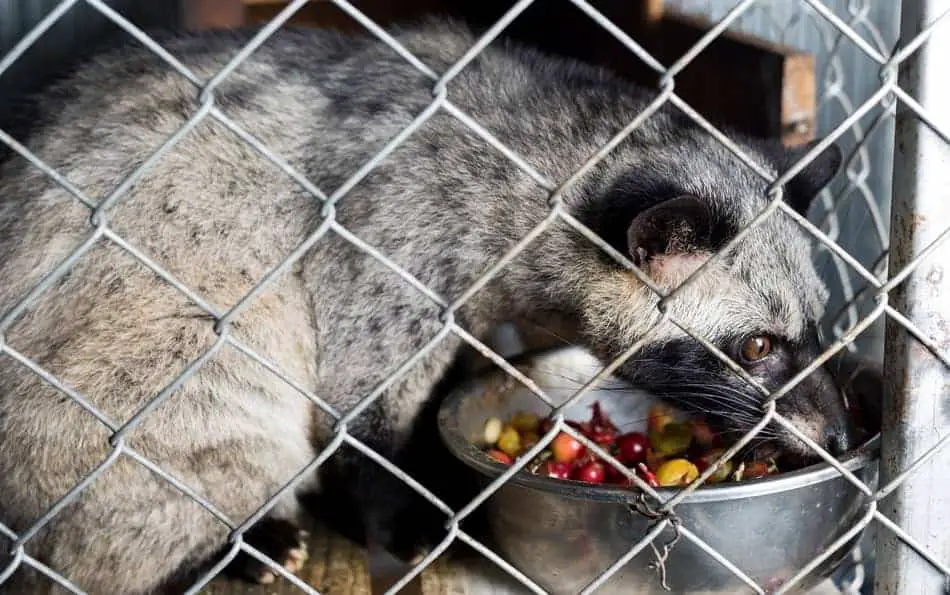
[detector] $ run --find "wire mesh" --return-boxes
[0,0,947,594]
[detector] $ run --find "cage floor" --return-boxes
[200,517,844,595]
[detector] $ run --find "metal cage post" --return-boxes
[876,0,950,593]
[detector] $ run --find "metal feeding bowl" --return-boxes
[437,346,879,595]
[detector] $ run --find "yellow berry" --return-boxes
[656,458,700,487]
[497,425,522,458]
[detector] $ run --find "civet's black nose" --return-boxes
[823,421,858,457]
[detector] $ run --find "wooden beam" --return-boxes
[182,0,246,30]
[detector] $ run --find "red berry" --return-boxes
[486,449,513,466]
[540,418,554,435]
[590,402,618,432]
[566,420,593,438]
[572,461,606,484]
[689,419,719,447]
[616,432,649,464]
[637,462,659,488]
[542,460,572,480]
[589,427,616,446]
[551,432,586,464]
[743,461,772,480]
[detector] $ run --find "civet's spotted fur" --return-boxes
[0,19,851,593]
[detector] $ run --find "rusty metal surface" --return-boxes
[876,0,950,592]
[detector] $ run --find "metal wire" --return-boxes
[0,0,946,594]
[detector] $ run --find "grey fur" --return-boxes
[0,19,849,593]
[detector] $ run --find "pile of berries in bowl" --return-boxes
[481,401,780,489]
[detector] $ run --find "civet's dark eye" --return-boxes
[739,335,772,363]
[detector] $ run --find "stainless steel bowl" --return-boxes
[437,346,879,594]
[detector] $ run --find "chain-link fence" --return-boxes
[0,0,948,594]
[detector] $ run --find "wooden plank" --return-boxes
[183,0,246,30]
[243,0,444,32]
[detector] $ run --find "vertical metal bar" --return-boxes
[876,1,950,593]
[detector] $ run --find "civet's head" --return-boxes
[575,130,856,461]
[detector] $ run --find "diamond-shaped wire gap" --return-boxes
[0,101,219,339]
[198,86,459,336]
[802,0,888,65]
[340,435,458,594]
[873,511,950,578]
[773,501,877,595]
[433,78,684,347]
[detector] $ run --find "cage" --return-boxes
[0,1,947,594]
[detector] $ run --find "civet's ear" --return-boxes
[626,195,721,281]
[763,139,843,216]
